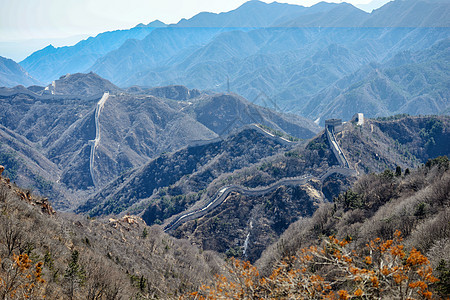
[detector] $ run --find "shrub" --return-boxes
[188,231,439,299]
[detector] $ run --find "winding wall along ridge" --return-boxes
[164,126,355,232]
[326,127,350,168]
[89,92,109,187]
[164,167,356,232]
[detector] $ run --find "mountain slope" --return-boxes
[187,93,319,138]
[257,156,450,295]
[0,79,214,194]
[89,27,227,84]
[0,125,74,209]
[0,56,41,87]
[190,159,450,299]
[0,173,223,299]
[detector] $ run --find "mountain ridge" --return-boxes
[300,37,450,123]
[17,0,450,88]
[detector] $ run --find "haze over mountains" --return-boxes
[1,0,444,124]
[302,38,450,122]
[0,56,41,87]
[19,25,160,85]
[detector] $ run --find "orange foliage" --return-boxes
[353,288,363,296]
[185,230,440,300]
[0,253,46,299]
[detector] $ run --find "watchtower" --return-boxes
[352,113,364,125]
[325,118,342,132]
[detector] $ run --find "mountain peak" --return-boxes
[175,0,305,27]
[135,20,166,28]
[45,72,120,96]
[237,0,268,7]
[44,44,56,50]
[148,20,166,27]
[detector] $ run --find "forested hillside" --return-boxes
[0,168,222,298]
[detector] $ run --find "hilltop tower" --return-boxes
[325,118,342,133]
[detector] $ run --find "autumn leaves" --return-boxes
[188,230,439,299]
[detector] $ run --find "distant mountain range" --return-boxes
[8,0,446,123]
[174,0,307,27]
[300,38,450,122]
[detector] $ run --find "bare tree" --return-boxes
[82,253,124,300]
[0,216,23,256]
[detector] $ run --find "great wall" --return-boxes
[164,117,360,232]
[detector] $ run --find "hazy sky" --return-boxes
[0,0,389,61]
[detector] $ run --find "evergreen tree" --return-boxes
[64,250,86,299]
[395,165,402,177]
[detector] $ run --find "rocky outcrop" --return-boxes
[0,165,55,215]
[109,215,143,230]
